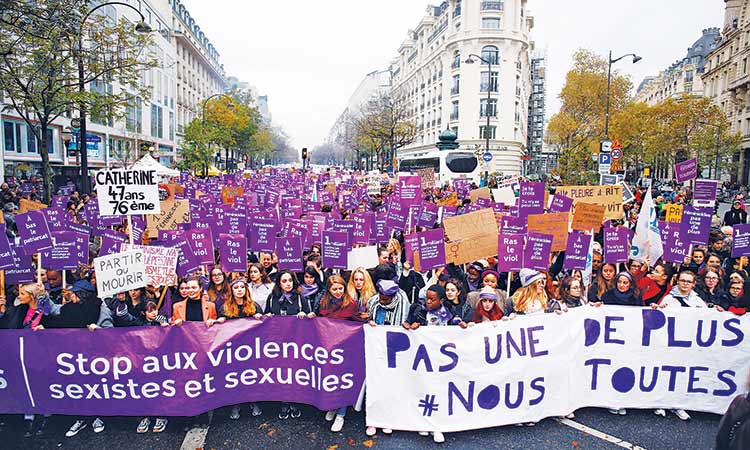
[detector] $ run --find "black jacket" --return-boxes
[264,292,312,316]
[724,208,748,226]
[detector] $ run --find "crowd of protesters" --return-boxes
[0,170,748,447]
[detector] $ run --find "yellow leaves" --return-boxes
[362,439,375,447]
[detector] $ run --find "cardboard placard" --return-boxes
[145,200,191,238]
[664,204,684,223]
[18,198,48,213]
[571,203,606,232]
[445,233,499,265]
[469,187,491,204]
[221,186,245,205]
[416,168,435,191]
[95,169,160,216]
[442,208,498,242]
[553,185,623,220]
[94,249,147,298]
[527,212,570,252]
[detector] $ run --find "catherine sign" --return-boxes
[96,169,161,216]
[365,307,750,432]
[0,318,364,416]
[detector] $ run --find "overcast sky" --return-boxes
[182,0,724,149]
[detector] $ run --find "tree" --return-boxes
[353,91,417,170]
[0,0,155,201]
[547,49,633,183]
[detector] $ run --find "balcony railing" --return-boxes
[480,84,499,93]
[451,60,461,69]
[481,1,504,11]
[450,113,459,120]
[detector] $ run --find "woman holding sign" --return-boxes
[319,275,365,432]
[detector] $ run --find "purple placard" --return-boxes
[475,197,492,209]
[693,179,719,207]
[5,246,35,284]
[603,227,629,264]
[372,219,388,244]
[563,231,591,270]
[661,221,690,264]
[497,234,524,272]
[501,215,527,235]
[16,210,53,254]
[276,237,302,271]
[403,233,419,265]
[732,224,750,258]
[523,232,552,271]
[549,194,573,213]
[415,228,445,271]
[399,176,422,205]
[0,318,364,416]
[41,231,80,270]
[187,229,215,265]
[674,158,698,184]
[288,220,312,251]
[248,217,279,253]
[417,202,439,229]
[322,230,349,270]
[680,205,712,245]
[441,206,458,219]
[99,230,128,256]
[518,182,546,216]
[42,207,68,233]
[385,200,408,232]
[219,234,247,273]
[0,225,15,269]
[175,238,200,278]
[350,213,373,246]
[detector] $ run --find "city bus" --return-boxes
[398,150,480,186]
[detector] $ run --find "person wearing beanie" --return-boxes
[465,261,484,292]
[600,272,642,307]
[463,286,504,326]
[511,269,548,315]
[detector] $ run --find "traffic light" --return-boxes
[302,147,308,160]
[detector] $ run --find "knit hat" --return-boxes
[519,269,544,287]
[481,269,499,281]
[479,286,498,300]
[615,271,634,285]
[377,279,399,296]
[230,277,248,288]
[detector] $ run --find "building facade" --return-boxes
[1,0,187,182]
[702,0,750,184]
[328,69,392,145]
[390,0,534,175]
[635,28,719,106]
[526,52,548,175]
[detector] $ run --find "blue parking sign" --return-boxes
[599,153,611,165]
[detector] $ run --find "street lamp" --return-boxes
[698,121,723,180]
[465,53,495,185]
[605,51,641,140]
[77,2,152,194]
[201,93,235,173]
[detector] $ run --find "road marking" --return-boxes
[180,425,209,450]
[19,336,36,407]
[555,418,647,450]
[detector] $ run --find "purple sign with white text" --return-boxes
[674,158,698,184]
[563,231,591,270]
[219,234,247,273]
[524,232,552,271]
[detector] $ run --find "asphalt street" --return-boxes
[0,404,723,450]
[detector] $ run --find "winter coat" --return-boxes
[661,286,707,308]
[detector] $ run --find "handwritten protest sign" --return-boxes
[436,192,459,207]
[527,212,569,252]
[145,200,191,238]
[664,204,684,223]
[121,244,178,287]
[95,169,160,216]
[416,168,435,191]
[571,202,606,232]
[94,249,147,298]
[554,185,623,220]
[443,208,498,242]
[18,198,48,213]
[221,186,245,205]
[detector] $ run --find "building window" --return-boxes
[451,74,460,95]
[685,70,694,83]
[26,125,37,153]
[480,98,497,117]
[150,104,163,138]
[169,111,174,141]
[481,1,504,11]
[126,97,143,133]
[3,121,18,152]
[451,101,459,120]
[452,50,461,69]
[481,18,501,29]
[481,71,499,92]
[479,125,496,139]
[481,46,499,65]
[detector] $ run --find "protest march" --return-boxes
[0,164,749,446]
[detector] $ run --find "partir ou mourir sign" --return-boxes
[95,169,161,216]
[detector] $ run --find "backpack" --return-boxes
[716,393,750,450]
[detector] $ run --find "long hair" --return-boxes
[320,275,354,311]
[271,270,300,298]
[596,263,617,299]
[558,276,581,303]
[472,300,503,323]
[207,265,230,302]
[247,263,272,285]
[223,282,257,318]
[445,278,467,304]
[346,267,376,304]
[512,280,548,313]
[301,266,324,291]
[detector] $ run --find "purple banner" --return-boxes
[219,234,247,273]
[732,224,750,258]
[674,158,698,184]
[680,206,712,245]
[322,230,349,270]
[524,232,552,271]
[603,227,629,264]
[276,237,302,271]
[563,231,591,270]
[497,234,524,272]
[0,317,364,416]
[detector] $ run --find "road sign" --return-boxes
[483,151,493,163]
[70,118,81,128]
[610,160,623,173]
[611,139,623,150]
[599,153,611,165]
[611,148,623,160]
[600,140,612,153]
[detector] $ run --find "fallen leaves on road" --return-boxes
[363,439,375,447]
[327,445,339,450]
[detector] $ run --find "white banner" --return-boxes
[93,249,148,298]
[121,244,178,287]
[95,169,161,216]
[365,307,750,432]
